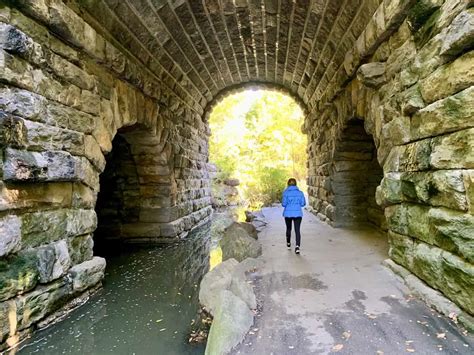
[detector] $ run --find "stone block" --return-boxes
[35,240,71,283]
[440,8,474,56]
[412,242,443,291]
[420,51,474,104]
[0,182,73,211]
[68,257,106,293]
[21,208,96,248]
[22,119,84,155]
[400,170,468,211]
[121,223,161,239]
[199,258,239,316]
[412,86,474,140]
[15,279,71,331]
[441,251,474,313]
[0,86,46,121]
[388,231,415,269]
[1,148,100,186]
[0,112,27,148]
[67,234,93,265]
[205,290,253,355]
[376,173,403,207]
[220,223,262,262]
[430,128,474,169]
[428,208,474,263]
[463,170,474,213]
[400,141,431,172]
[83,135,106,172]
[0,215,21,257]
[357,62,386,88]
[0,252,38,302]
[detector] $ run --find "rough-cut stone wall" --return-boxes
[0,1,211,348]
[305,0,473,316]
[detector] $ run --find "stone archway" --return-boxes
[316,118,385,229]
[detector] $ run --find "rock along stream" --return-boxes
[19,224,212,355]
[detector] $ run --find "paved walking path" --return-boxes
[232,207,473,355]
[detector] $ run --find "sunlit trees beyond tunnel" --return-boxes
[209,90,307,209]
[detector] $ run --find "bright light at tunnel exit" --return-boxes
[208,89,307,210]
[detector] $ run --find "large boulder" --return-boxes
[230,271,256,310]
[199,258,239,315]
[205,290,254,355]
[236,222,258,239]
[220,223,262,262]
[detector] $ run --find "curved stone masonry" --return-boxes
[0,0,473,349]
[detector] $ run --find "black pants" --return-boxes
[285,217,302,247]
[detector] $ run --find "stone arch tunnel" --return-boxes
[0,0,473,348]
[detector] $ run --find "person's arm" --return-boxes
[282,191,287,207]
[300,193,306,207]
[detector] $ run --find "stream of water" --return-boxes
[19,224,211,355]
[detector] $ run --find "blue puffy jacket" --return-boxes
[282,185,306,217]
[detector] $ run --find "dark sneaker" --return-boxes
[287,242,291,250]
[295,246,300,255]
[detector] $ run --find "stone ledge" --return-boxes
[383,258,474,332]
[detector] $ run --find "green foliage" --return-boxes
[209,90,307,209]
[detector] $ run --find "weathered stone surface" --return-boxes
[0,182,73,211]
[411,86,474,140]
[229,269,257,310]
[205,290,254,355]
[0,215,21,257]
[419,51,474,104]
[440,9,474,56]
[67,234,93,265]
[199,258,239,316]
[68,257,106,292]
[400,170,468,211]
[21,209,97,248]
[220,223,262,262]
[430,128,474,169]
[236,222,258,239]
[428,208,474,264]
[0,252,38,302]
[441,251,474,314]
[35,240,71,283]
[357,62,386,88]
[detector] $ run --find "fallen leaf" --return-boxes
[332,344,344,352]
[406,348,415,352]
[436,333,446,339]
[376,351,384,355]
[156,319,163,323]
[448,312,458,323]
[342,331,351,340]
[288,346,294,349]
[159,328,166,332]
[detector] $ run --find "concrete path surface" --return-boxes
[232,207,473,355]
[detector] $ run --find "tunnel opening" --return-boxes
[94,125,176,256]
[94,132,140,255]
[332,119,385,230]
[207,88,308,213]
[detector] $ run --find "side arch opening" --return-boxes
[94,125,176,255]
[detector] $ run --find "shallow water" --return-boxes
[19,225,211,355]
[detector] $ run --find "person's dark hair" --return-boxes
[287,178,297,186]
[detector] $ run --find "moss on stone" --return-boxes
[0,252,38,301]
[414,8,442,48]
[408,1,442,32]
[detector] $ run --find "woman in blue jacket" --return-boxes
[282,178,306,254]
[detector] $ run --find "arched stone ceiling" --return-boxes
[70,0,383,113]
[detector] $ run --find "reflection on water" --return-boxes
[19,224,211,355]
